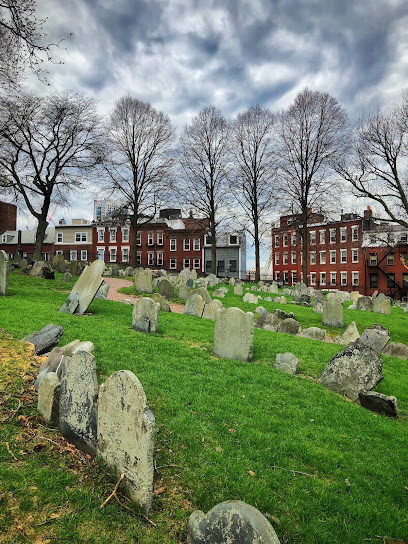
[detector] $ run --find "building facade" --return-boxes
[54,219,94,262]
[203,231,247,280]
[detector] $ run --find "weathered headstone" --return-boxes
[373,293,391,315]
[213,288,225,298]
[177,284,191,300]
[268,282,279,294]
[194,287,211,304]
[277,318,300,335]
[302,327,326,341]
[334,322,360,345]
[214,307,254,362]
[38,372,60,426]
[0,250,8,296]
[234,284,243,296]
[358,391,399,418]
[69,260,81,276]
[274,353,300,375]
[29,261,54,278]
[186,277,195,289]
[187,500,281,544]
[206,273,219,287]
[184,294,205,317]
[59,351,98,455]
[97,370,155,515]
[319,341,383,400]
[63,272,72,283]
[111,264,119,277]
[313,300,324,314]
[350,291,361,304]
[132,297,160,333]
[255,306,268,315]
[356,296,373,312]
[383,342,408,360]
[158,278,174,299]
[151,293,171,312]
[125,266,135,277]
[58,260,66,273]
[322,298,343,328]
[202,299,223,320]
[95,281,109,300]
[23,323,64,355]
[255,312,280,331]
[243,292,258,304]
[59,260,105,315]
[357,324,390,354]
[134,268,153,294]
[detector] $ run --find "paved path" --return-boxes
[103,277,185,313]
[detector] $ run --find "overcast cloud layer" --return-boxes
[13,0,408,265]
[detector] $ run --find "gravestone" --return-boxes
[373,293,391,315]
[59,351,98,456]
[58,260,66,273]
[213,288,225,298]
[206,273,219,287]
[184,294,205,317]
[111,264,119,277]
[268,282,279,294]
[186,277,195,289]
[334,322,360,345]
[243,292,258,304]
[98,370,155,515]
[234,284,243,296]
[38,372,60,426]
[194,287,211,304]
[63,272,72,283]
[95,281,109,300]
[132,297,160,333]
[202,299,223,320]
[134,268,153,294]
[255,306,268,315]
[158,278,174,299]
[277,318,300,335]
[383,342,408,360]
[274,353,299,375]
[23,323,64,355]
[229,277,235,285]
[279,296,287,304]
[29,261,54,278]
[69,260,81,276]
[358,391,399,418]
[187,500,281,544]
[302,327,326,341]
[59,260,105,315]
[0,250,8,296]
[322,298,343,328]
[151,293,171,312]
[319,341,383,400]
[350,291,361,304]
[177,284,191,300]
[292,282,308,301]
[357,324,390,354]
[214,307,254,362]
[255,312,280,331]
[125,266,134,276]
[313,300,324,314]
[356,296,373,312]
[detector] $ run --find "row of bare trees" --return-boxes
[0,86,407,280]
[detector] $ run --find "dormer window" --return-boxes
[229,234,238,245]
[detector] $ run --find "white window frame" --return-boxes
[291,251,297,264]
[352,248,359,263]
[291,271,297,284]
[56,250,63,256]
[57,232,63,243]
[330,272,336,286]
[98,229,104,242]
[274,235,280,248]
[340,249,347,263]
[193,238,200,250]
[136,252,141,265]
[109,228,117,243]
[229,234,238,245]
[352,271,359,286]
[183,258,190,269]
[184,238,190,251]
[283,252,288,265]
[147,232,154,246]
[157,252,163,266]
[75,232,87,242]
[320,251,326,264]
[70,250,77,261]
[170,258,177,269]
[80,250,87,261]
[275,271,280,281]
[157,231,163,246]
[109,247,117,262]
[97,248,104,260]
[310,272,316,285]
[193,258,200,269]
[341,271,347,286]
[320,272,326,285]
[275,253,280,265]
[310,251,316,265]
[309,231,316,245]
[330,250,336,264]
[330,228,336,243]
[352,225,358,241]
[319,230,326,244]
[291,233,297,246]
[136,232,141,246]
[148,252,154,266]
[122,228,129,242]
[122,247,129,262]
[170,238,176,251]
[340,227,347,242]
[283,234,288,247]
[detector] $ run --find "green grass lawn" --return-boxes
[1,273,407,543]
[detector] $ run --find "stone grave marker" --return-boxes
[63,272,72,283]
[357,324,390,353]
[373,293,391,315]
[243,292,258,303]
[98,370,155,515]
[356,296,373,312]
[383,342,408,359]
[202,299,223,320]
[134,268,153,293]
[186,277,195,289]
[38,372,60,426]
[184,294,205,317]
[358,391,399,418]
[234,284,243,296]
[214,307,254,362]
[177,284,191,300]
[193,287,211,304]
[277,318,300,335]
[158,278,174,299]
[274,353,299,375]
[323,298,343,327]
[302,327,326,341]
[95,281,109,300]
[23,323,64,355]
[132,297,160,333]
[0,250,8,296]
[59,260,105,315]
[151,293,171,312]
[334,322,360,345]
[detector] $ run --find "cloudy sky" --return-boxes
[15,0,408,266]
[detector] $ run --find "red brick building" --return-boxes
[0,202,17,233]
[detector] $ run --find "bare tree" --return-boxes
[0,0,69,88]
[277,88,349,285]
[102,96,175,268]
[230,105,277,282]
[335,92,408,228]
[178,105,231,275]
[0,90,102,260]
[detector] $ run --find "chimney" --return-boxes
[363,206,373,231]
[189,209,193,218]
[363,206,372,219]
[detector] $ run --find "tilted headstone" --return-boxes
[357,324,390,354]
[184,294,205,317]
[202,299,223,320]
[23,323,64,355]
[98,370,155,515]
[214,307,254,362]
[29,261,54,278]
[59,260,105,315]
[194,287,211,304]
[323,298,343,328]
[356,296,373,312]
[274,353,300,375]
[38,372,60,426]
[187,500,281,544]
[319,341,384,400]
[59,351,98,456]
[302,327,326,341]
[134,268,153,294]
[132,297,160,333]
[383,342,408,360]
[158,278,174,299]
[0,250,8,296]
[151,293,171,312]
[334,322,360,345]
[373,293,391,315]
[95,281,109,300]
[234,284,243,296]
[177,284,191,300]
[358,391,399,418]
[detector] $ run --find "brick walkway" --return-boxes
[103,277,185,314]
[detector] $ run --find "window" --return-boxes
[320,272,326,285]
[122,228,129,242]
[310,251,316,265]
[193,238,200,250]
[217,260,225,273]
[136,252,141,265]
[56,250,63,256]
[352,249,359,263]
[122,248,129,262]
[157,252,163,266]
[147,232,154,246]
[204,234,212,245]
[109,229,116,242]
[387,273,396,288]
[319,230,326,244]
[340,227,347,242]
[98,229,104,242]
[330,250,336,264]
[97,248,104,260]
[205,261,211,272]
[310,231,316,244]
[170,238,176,251]
[320,251,326,264]
[275,235,280,248]
[42,253,50,261]
[184,239,190,251]
[136,232,141,246]
[283,234,288,246]
[351,225,358,241]
[283,252,288,265]
[229,234,238,245]
[81,250,87,261]
[57,232,63,243]
[22,252,27,258]
[183,258,190,269]
[310,272,316,285]
[387,253,395,265]
[230,260,237,272]
[291,271,297,284]
[75,232,87,242]
[109,248,117,262]
[369,253,378,266]
[341,271,347,285]
[291,233,297,246]
[330,272,336,286]
[70,250,77,261]
[170,258,177,269]
[148,252,154,266]
[157,231,163,245]
[370,273,378,288]
[330,228,336,243]
[1,234,6,243]
[340,249,347,263]
[283,271,289,284]
[194,258,200,269]
[275,271,280,282]
[275,253,280,265]
[352,272,359,286]
[291,251,297,264]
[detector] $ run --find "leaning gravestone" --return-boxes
[23,323,64,355]
[255,312,280,331]
[302,327,326,341]
[132,297,160,333]
[0,250,8,296]
[277,318,300,335]
[322,298,343,328]
[59,351,98,456]
[334,322,360,345]
[202,299,223,320]
[184,294,205,317]
[319,341,383,400]
[38,372,60,426]
[356,296,373,312]
[383,342,408,360]
[151,293,171,312]
[29,261,54,278]
[234,284,243,296]
[194,287,211,304]
[187,500,281,544]
[357,324,390,354]
[358,391,399,418]
[95,281,109,300]
[98,370,155,515]
[59,260,105,315]
[214,307,254,362]
[134,268,153,293]
[158,278,174,299]
[373,293,391,315]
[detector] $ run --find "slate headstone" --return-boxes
[356,296,373,312]
[63,272,72,283]
[382,342,408,360]
[0,250,8,296]
[158,278,174,299]
[373,293,391,315]
[357,324,390,354]
[255,312,280,331]
[186,277,195,289]
[59,260,105,315]
[38,372,60,426]
[23,323,64,355]
[95,281,109,300]
[277,318,300,335]
[358,391,399,418]
[323,298,343,328]
[132,297,160,333]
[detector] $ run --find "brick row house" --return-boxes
[272,207,408,300]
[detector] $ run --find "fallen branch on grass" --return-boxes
[271,465,314,478]
[100,473,125,509]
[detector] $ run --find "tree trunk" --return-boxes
[33,215,49,261]
[131,216,138,268]
[254,218,260,283]
[301,217,308,286]
[211,219,217,275]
